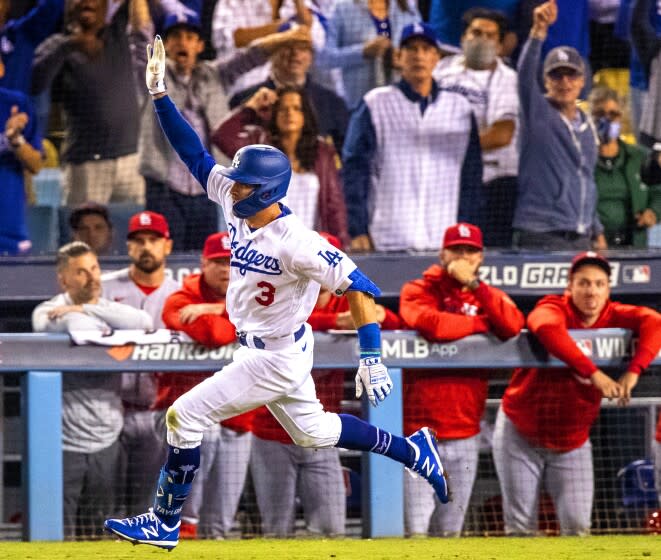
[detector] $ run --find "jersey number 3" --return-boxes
[255,281,276,306]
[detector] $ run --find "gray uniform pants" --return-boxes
[654,439,661,504]
[181,424,253,538]
[492,407,593,536]
[63,440,120,539]
[404,434,480,536]
[250,436,346,537]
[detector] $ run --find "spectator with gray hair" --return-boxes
[589,86,661,247]
[32,241,152,538]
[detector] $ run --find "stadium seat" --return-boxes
[32,168,62,208]
[617,459,659,509]
[649,224,661,248]
[26,205,59,254]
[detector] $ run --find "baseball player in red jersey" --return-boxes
[249,232,402,537]
[160,231,255,539]
[399,223,524,536]
[493,251,661,536]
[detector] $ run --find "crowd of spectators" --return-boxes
[3,0,661,542]
[0,0,659,255]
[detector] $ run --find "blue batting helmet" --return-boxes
[218,145,291,218]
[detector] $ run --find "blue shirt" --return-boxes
[0,88,42,254]
[0,0,64,93]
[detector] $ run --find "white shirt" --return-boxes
[207,170,357,338]
[282,171,320,230]
[434,55,519,182]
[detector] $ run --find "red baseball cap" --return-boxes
[442,223,483,250]
[127,211,170,239]
[570,251,611,276]
[203,231,232,259]
[318,231,343,250]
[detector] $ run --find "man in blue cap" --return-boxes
[342,21,482,253]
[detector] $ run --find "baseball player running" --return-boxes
[104,36,449,550]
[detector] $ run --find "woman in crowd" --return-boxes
[590,86,661,248]
[212,85,349,245]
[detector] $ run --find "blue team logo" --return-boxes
[227,223,282,276]
[318,250,343,267]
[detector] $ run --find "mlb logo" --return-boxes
[622,265,650,284]
[576,339,593,357]
[139,213,152,226]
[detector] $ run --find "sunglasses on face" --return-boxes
[547,68,582,81]
[592,109,622,120]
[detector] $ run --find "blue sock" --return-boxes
[152,445,200,526]
[336,413,412,466]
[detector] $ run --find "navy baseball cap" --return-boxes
[400,22,441,50]
[162,12,202,37]
[543,46,585,76]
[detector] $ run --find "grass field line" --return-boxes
[1,535,659,559]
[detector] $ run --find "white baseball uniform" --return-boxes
[167,170,359,451]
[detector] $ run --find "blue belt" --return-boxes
[237,324,306,350]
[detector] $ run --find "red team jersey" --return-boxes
[251,293,403,443]
[159,273,255,433]
[503,294,661,452]
[399,265,524,439]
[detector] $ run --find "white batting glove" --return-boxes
[355,357,393,407]
[146,35,166,95]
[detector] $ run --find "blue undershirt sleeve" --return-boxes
[153,95,216,191]
[346,268,381,297]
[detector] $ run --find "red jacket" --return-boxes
[504,294,661,452]
[399,265,524,439]
[211,107,350,246]
[159,273,255,433]
[657,414,661,443]
[251,293,403,443]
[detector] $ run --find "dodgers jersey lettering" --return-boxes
[207,169,357,338]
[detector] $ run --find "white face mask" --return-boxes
[461,37,498,70]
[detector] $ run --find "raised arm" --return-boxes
[147,36,216,189]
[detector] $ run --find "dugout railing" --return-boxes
[0,329,659,541]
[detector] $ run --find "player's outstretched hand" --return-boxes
[146,35,166,95]
[355,357,393,407]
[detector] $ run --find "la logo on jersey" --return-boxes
[227,223,282,276]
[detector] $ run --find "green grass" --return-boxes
[2,536,660,560]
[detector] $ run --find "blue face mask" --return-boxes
[596,116,621,144]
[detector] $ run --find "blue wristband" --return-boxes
[357,322,381,358]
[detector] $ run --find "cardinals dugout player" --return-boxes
[104,35,449,550]
[249,232,402,537]
[101,211,180,516]
[399,223,524,536]
[160,231,255,539]
[492,251,661,536]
